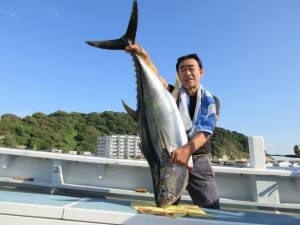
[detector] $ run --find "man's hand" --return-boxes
[171,146,192,166]
[171,133,211,167]
[125,43,169,89]
[125,43,148,59]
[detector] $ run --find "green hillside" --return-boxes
[0,111,248,159]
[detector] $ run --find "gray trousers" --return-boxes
[187,155,220,209]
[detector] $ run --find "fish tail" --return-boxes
[86,0,138,50]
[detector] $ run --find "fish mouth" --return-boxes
[158,193,177,208]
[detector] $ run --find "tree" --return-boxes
[0,111,249,159]
[3,135,17,147]
[1,113,19,121]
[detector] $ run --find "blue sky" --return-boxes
[1,0,299,154]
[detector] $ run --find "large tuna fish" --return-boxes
[86,0,192,207]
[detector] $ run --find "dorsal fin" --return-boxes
[86,0,138,50]
[121,100,138,122]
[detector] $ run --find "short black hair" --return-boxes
[176,53,203,71]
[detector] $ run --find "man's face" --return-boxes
[177,58,204,91]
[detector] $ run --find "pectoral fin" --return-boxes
[121,100,138,122]
[156,121,173,157]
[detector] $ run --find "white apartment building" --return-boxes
[96,135,144,159]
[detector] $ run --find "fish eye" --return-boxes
[159,186,167,195]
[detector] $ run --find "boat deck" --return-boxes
[0,187,299,225]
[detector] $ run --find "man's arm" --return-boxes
[172,96,220,166]
[171,132,211,166]
[125,43,169,89]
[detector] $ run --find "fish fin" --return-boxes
[85,0,138,50]
[171,74,180,101]
[156,121,172,158]
[123,0,138,44]
[121,100,138,122]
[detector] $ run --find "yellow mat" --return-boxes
[131,201,208,218]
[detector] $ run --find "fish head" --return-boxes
[157,184,177,208]
[156,165,188,208]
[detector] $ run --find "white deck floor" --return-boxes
[0,187,299,225]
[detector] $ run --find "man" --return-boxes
[126,44,220,209]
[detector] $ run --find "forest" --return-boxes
[0,111,249,159]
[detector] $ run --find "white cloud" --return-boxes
[0,5,20,19]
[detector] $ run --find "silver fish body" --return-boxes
[134,55,190,207]
[86,0,191,207]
